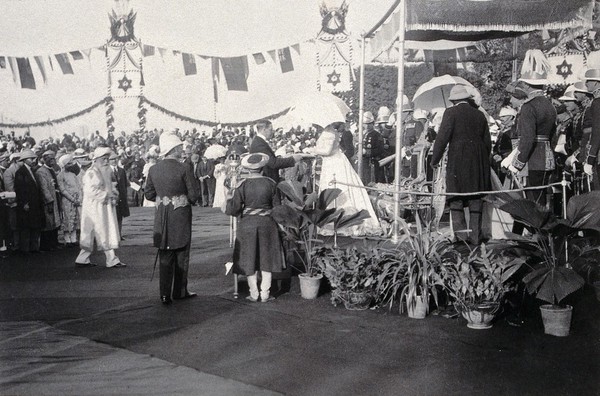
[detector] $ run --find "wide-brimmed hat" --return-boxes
[362,111,375,124]
[57,153,74,168]
[448,85,472,101]
[558,85,577,102]
[498,106,518,118]
[519,49,550,85]
[584,68,600,82]
[72,148,88,158]
[519,71,549,85]
[19,149,37,160]
[9,152,20,161]
[42,150,56,158]
[572,81,590,94]
[413,109,429,120]
[159,132,183,156]
[241,153,269,170]
[92,147,112,160]
[376,106,391,124]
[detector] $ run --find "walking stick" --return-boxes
[562,171,570,268]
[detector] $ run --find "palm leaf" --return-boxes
[318,188,342,209]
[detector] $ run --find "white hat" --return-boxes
[57,153,74,168]
[376,106,391,124]
[396,94,413,112]
[92,147,112,160]
[448,85,472,101]
[72,148,87,158]
[362,111,375,124]
[9,152,20,161]
[498,106,518,118]
[159,132,183,156]
[19,149,37,160]
[558,86,577,102]
[572,81,590,94]
[413,109,429,120]
[519,49,550,85]
[584,68,600,82]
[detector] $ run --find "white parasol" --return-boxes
[412,74,480,112]
[273,91,350,129]
[203,144,227,159]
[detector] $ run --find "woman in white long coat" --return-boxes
[57,154,82,247]
[75,147,125,268]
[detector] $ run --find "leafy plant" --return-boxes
[271,180,371,276]
[314,245,396,307]
[498,192,600,305]
[438,244,525,312]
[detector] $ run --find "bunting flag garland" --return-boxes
[278,47,294,73]
[182,53,197,75]
[16,58,36,89]
[140,96,290,127]
[7,57,18,83]
[0,98,108,128]
[48,55,54,71]
[267,50,277,63]
[143,44,155,57]
[252,53,266,65]
[55,53,74,74]
[69,51,84,60]
[291,44,301,55]
[220,56,249,91]
[0,57,6,69]
[34,56,47,84]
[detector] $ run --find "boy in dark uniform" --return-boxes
[145,132,200,305]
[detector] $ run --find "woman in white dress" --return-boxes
[314,123,382,236]
[142,146,158,207]
[212,157,228,209]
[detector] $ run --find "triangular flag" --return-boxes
[0,57,6,69]
[252,53,266,65]
[182,53,197,75]
[211,57,220,103]
[55,53,74,74]
[267,50,277,63]
[143,45,155,57]
[48,55,54,71]
[69,50,84,60]
[158,47,167,61]
[82,49,93,61]
[7,57,18,83]
[220,56,249,91]
[278,47,294,73]
[16,57,36,89]
[34,56,47,84]
[291,44,301,55]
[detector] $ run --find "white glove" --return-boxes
[500,156,512,169]
[507,165,519,174]
[565,154,578,168]
[584,163,594,176]
[554,144,567,155]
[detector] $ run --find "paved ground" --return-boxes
[1,207,599,396]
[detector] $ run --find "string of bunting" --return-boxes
[0,98,109,128]
[140,96,291,127]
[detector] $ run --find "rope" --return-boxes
[329,179,565,198]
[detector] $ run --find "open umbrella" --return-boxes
[274,91,350,129]
[412,75,480,112]
[203,144,227,159]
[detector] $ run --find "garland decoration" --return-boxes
[0,98,109,128]
[140,96,290,127]
[138,96,147,132]
[105,96,115,134]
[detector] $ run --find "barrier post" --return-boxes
[562,170,570,268]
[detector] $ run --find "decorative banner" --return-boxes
[182,53,197,75]
[143,44,155,57]
[107,42,143,98]
[546,52,586,85]
[69,51,84,60]
[16,57,36,89]
[220,56,249,91]
[34,56,47,84]
[0,57,6,69]
[55,53,74,74]
[278,47,294,73]
[0,98,108,128]
[319,64,352,93]
[138,96,147,133]
[252,53,266,65]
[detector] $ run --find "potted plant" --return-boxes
[438,244,525,329]
[271,180,370,299]
[498,192,600,336]
[314,244,394,310]
[391,217,453,319]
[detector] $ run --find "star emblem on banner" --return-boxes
[118,75,132,92]
[327,69,341,86]
[556,59,573,80]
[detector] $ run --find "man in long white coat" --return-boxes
[75,147,125,268]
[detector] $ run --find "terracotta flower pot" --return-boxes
[459,303,500,329]
[540,304,572,337]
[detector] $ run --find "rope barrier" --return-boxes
[329,179,565,198]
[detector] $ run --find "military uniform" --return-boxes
[362,126,385,184]
[585,89,600,190]
[145,158,199,301]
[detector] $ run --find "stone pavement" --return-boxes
[0,207,599,396]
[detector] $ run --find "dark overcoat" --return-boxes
[431,102,491,194]
[249,136,295,183]
[114,166,130,218]
[14,165,45,229]
[144,159,199,250]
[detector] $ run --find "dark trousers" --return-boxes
[449,197,483,245]
[40,228,59,250]
[512,170,552,235]
[19,228,40,253]
[199,177,215,206]
[159,244,190,299]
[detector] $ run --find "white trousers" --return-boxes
[247,271,272,300]
[76,249,120,267]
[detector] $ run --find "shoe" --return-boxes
[245,296,258,302]
[107,262,126,268]
[120,237,125,241]
[173,291,197,300]
[161,295,172,305]
[75,262,96,267]
[261,296,276,303]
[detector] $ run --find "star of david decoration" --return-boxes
[327,69,341,86]
[556,59,573,80]
[118,75,132,92]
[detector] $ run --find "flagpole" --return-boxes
[358,34,366,179]
[392,0,406,244]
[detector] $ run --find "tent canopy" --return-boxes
[367,0,595,61]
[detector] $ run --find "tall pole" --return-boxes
[391,0,406,243]
[358,34,366,178]
[512,37,519,81]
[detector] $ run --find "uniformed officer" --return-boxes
[376,106,393,182]
[583,69,600,190]
[145,131,200,305]
[507,75,556,213]
[361,111,385,184]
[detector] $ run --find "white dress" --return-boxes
[212,163,228,209]
[142,160,156,207]
[315,130,382,236]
